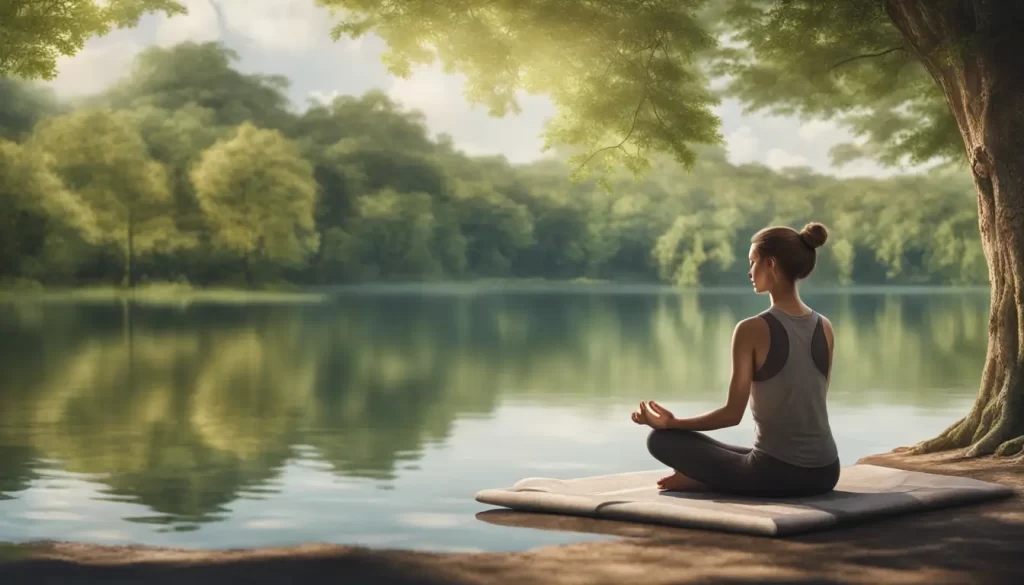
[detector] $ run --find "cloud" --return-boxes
[724,125,760,163]
[342,36,366,52]
[385,64,555,163]
[46,38,145,96]
[387,66,456,118]
[798,119,838,142]
[154,0,336,53]
[154,0,220,47]
[214,0,334,54]
[308,89,343,105]
[48,0,346,98]
[765,148,809,169]
[833,158,896,178]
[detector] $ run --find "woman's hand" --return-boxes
[631,401,678,430]
[630,407,647,425]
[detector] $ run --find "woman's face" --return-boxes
[747,245,776,294]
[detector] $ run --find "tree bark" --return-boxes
[244,252,253,288]
[884,0,1024,458]
[124,215,135,288]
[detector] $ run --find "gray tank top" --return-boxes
[750,306,839,468]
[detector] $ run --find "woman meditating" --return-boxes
[632,222,840,498]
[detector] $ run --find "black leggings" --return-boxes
[646,429,840,498]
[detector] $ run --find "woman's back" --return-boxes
[750,306,838,468]
[638,221,842,496]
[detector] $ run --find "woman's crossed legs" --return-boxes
[646,429,840,497]
[646,428,754,492]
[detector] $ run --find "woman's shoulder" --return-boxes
[806,306,832,327]
[818,313,834,340]
[735,314,770,339]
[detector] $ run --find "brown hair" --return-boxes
[751,222,828,282]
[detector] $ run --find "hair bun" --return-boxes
[800,222,828,249]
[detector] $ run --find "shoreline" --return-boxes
[0,283,328,305]
[2,449,1021,584]
[0,280,993,300]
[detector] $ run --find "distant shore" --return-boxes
[0,278,992,303]
[0,282,328,304]
[0,448,1021,584]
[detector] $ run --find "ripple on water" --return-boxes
[520,461,597,471]
[395,513,466,529]
[243,518,304,530]
[74,530,132,541]
[18,510,86,522]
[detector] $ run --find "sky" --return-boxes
[44,0,925,178]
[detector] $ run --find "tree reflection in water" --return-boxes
[0,288,989,530]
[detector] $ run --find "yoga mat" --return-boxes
[475,464,1015,537]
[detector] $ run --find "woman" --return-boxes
[632,222,840,498]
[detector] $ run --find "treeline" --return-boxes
[0,42,986,289]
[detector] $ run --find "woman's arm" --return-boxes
[667,318,758,431]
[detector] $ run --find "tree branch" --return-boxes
[648,39,674,131]
[573,91,647,175]
[829,47,906,72]
[573,36,665,175]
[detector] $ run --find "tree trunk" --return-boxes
[244,252,253,288]
[123,217,135,288]
[885,1,1024,458]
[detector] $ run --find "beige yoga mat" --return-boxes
[475,464,1014,537]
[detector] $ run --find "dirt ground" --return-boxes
[1,449,1021,585]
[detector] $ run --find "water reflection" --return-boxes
[0,288,989,537]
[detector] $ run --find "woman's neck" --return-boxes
[769,284,810,315]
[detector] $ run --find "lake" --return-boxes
[0,285,990,552]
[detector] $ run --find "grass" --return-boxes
[0,281,328,305]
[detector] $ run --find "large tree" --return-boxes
[347,189,466,279]
[0,139,97,280]
[318,0,1024,459]
[190,122,321,284]
[29,109,183,286]
[0,0,185,80]
[99,42,294,130]
[0,79,65,141]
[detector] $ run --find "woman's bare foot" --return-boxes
[656,471,708,492]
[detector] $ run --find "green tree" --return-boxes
[99,42,294,130]
[320,0,1024,459]
[289,91,461,282]
[655,210,739,287]
[29,109,182,286]
[190,122,321,285]
[451,179,534,276]
[512,191,595,278]
[0,139,97,280]
[0,79,65,141]
[0,0,185,80]
[124,103,228,236]
[291,91,437,155]
[348,189,466,280]
[313,226,360,283]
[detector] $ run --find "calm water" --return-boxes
[0,285,989,552]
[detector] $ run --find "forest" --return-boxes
[0,42,986,290]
